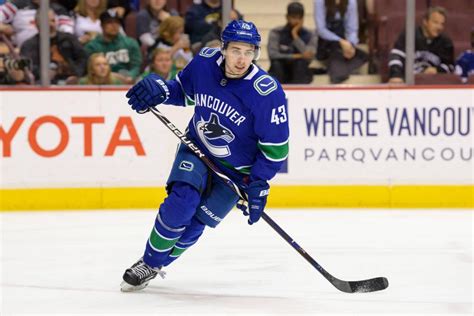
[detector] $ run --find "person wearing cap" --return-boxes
[121,20,289,292]
[84,9,142,82]
[268,2,316,84]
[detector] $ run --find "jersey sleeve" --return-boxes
[165,48,220,107]
[249,78,289,182]
[164,55,198,107]
[388,30,406,79]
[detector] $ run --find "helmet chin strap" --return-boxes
[254,47,261,61]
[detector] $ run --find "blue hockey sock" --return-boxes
[144,212,184,268]
[162,216,205,267]
[143,182,201,268]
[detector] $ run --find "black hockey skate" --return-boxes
[120,258,166,292]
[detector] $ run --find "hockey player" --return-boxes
[121,20,289,292]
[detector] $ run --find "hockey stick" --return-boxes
[147,106,389,293]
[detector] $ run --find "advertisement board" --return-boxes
[284,88,473,185]
[1,86,473,209]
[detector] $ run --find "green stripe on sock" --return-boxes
[149,228,179,251]
[170,246,187,257]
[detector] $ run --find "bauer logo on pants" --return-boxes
[179,161,194,172]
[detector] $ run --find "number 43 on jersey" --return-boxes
[271,105,288,125]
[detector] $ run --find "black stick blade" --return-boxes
[333,277,389,293]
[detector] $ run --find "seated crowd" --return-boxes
[0,0,472,85]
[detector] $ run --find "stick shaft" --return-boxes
[147,106,388,293]
[148,107,333,278]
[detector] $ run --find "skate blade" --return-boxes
[120,280,149,292]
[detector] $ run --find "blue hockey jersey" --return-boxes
[164,47,289,182]
[455,50,474,83]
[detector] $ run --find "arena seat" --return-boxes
[429,0,474,14]
[124,11,137,39]
[438,13,472,57]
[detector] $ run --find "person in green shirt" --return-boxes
[85,10,142,83]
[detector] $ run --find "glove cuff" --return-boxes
[154,77,170,103]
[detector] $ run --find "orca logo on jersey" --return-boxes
[202,113,235,142]
[195,113,235,158]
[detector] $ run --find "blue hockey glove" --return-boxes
[126,73,170,113]
[244,180,270,225]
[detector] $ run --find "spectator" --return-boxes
[0,39,30,84]
[74,0,107,45]
[148,16,192,72]
[84,10,142,82]
[185,0,241,52]
[454,29,474,84]
[314,0,368,83]
[78,52,125,84]
[388,6,454,84]
[136,0,177,48]
[20,8,87,84]
[268,2,315,84]
[139,47,176,81]
[0,0,74,49]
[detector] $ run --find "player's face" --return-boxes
[423,11,445,39]
[224,42,256,78]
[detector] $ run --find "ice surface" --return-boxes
[1,209,472,315]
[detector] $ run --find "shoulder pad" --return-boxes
[199,47,220,58]
[253,75,278,96]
